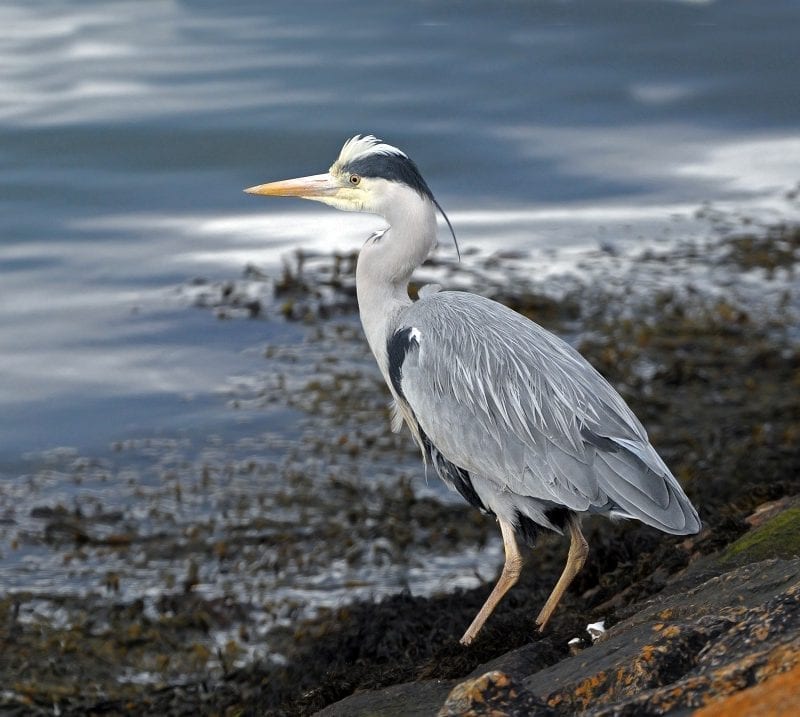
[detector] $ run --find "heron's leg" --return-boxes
[535,514,588,631]
[460,517,522,646]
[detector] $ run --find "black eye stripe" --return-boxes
[342,154,434,200]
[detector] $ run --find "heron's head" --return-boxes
[244,134,438,214]
[246,134,458,254]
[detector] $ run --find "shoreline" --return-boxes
[1,220,798,715]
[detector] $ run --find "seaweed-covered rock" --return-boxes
[719,499,800,565]
[315,539,800,716]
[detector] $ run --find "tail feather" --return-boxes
[594,444,701,535]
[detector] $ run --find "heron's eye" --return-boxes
[349,174,361,185]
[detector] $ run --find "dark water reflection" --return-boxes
[1,0,799,453]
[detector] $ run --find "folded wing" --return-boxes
[395,291,700,535]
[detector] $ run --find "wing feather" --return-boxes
[394,291,700,535]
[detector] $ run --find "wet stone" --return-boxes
[438,671,554,717]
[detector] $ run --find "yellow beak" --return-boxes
[244,172,338,199]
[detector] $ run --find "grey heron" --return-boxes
[245,135,701,646]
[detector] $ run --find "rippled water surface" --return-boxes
[2,0,799,455]
[1,1,799,662]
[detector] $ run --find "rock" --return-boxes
[719,499,800,565]
[545,569,800,715]
[692,662,800,717]
[313,555,800,717]
[438,671,554,716]
[314,680,456,717]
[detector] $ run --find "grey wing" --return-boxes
[393,291,700,535]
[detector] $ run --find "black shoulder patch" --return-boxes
[386,327,418,400]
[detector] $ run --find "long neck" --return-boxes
[356,194,437,377]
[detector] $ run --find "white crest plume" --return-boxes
[333,134,406,172]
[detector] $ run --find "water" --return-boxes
[2,0,799,457]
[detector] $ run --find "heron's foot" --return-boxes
[535,606,555,633]
[459,630,476,646]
